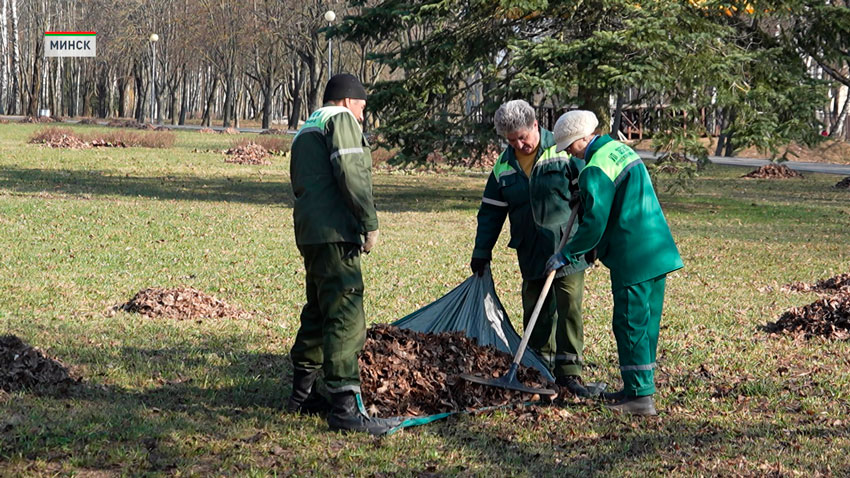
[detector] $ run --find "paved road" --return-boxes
[635,150,850,176]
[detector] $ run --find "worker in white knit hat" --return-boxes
[545,110,684,415]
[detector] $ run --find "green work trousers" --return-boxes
[290,242,366,394]
[611,274,667,397]
[521,270,586,378]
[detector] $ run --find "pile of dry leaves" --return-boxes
[220,127,239,135]
[116,287,249,321]
[835,176,850,189]
[784,273,850,293]
[766,289,850,340]
[224,143,271,165]
[199,127,216,134]
[742,163,803,179]
[43,133,90,149]
[0,335,77,393]
[359,324,550,417]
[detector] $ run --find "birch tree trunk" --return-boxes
[0,0,8,114]
[9,0,20,114]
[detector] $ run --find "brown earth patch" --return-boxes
[1,335,78,393]
[742,163,803,179]
[360,324,552,417]
[115,287,250,320]
[20,116,61,124]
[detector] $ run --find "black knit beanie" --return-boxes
[323,73,367,103]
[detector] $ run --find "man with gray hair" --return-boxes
[469,99,598,398]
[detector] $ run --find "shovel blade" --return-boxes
[459,373,557,396]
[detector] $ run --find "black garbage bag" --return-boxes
[392,267,555,383]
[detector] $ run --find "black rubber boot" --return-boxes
[556,376,604,399]
[327,392,403,435]
[286,369,330,415]
[606,395,657,416]
[602,389,627,402]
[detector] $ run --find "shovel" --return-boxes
[459,205,581,396]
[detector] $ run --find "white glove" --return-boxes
[362,229,380,253]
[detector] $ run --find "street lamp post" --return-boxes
[149,33,159,124]
[323,10,336,77]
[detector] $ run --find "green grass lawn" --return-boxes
[1,122,849,477]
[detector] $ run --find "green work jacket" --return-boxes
[290,105,378,246]
[561,135,683,289]
[473,128,589,280]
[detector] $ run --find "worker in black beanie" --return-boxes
[323,73,368,103]
[288,73,401,435]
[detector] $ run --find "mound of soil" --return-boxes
[360,324,551,417]
[107,119,140,128]
[0,335,77,393]
[766,289,850,340]
[199,127,216,134]
[117,287,249,320]
[784,273,850,293]
[20,116,60,124]
[225,143,271,165]
[742,163,803,179]
[835,176,850,189]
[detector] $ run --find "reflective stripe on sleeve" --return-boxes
[482,197,509,207]
[329,147,364,160]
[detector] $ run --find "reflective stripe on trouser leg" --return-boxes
[611,274,666,397]
[552,271,585,378]
[521,278,558,372]
[293,242,365,393]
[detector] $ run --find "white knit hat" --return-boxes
[554,110,599,152]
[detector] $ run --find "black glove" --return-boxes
[470,257,489,277]
[568,177,580,195]
[585,248,598,264]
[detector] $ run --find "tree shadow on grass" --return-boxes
[0,166,291,206]
[424,409,839,477]
[0,166,481,213]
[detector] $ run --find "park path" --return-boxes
[5,115,849,176]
